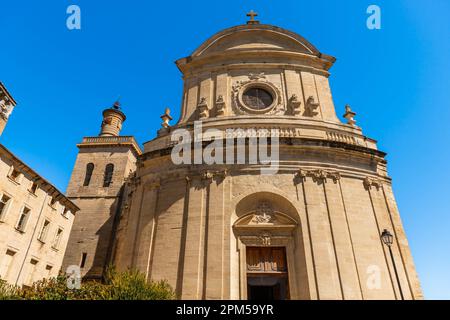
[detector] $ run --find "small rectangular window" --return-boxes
[26,259,38,285]
[53,228,63,249]
[62,207,70,217]
[45,265,53,278]
[37,220,51,242]
[49,198,57,209]
[0,249,16,280]
[8,168,20,182]
[29,182,38,195]
[80,252,87,268]
[0,194,11,221]
[16,207,31,232]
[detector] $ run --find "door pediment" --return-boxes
[233,205,297,232]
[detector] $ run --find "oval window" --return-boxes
[242,87,274,110]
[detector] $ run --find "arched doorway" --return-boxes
[233,198,300,300]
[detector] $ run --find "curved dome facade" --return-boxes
[111,21,422,300]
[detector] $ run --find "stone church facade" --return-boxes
[63,17,423,300]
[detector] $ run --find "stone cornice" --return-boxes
[78,136,142,157]
[140,137,386,164]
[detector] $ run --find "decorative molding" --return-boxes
[248,72,266,80]
[363,176,382,190]
[251,201,275,224]
[259,232,272,246]
[326,131,357,145]
[295,168,341,184]
[304,96,320,117]
[232,78,285,115]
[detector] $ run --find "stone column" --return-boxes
[324,174,362,299]
[204,174,226,299]
[132,180,160,277]
[381,183,423,299]
[302,172,342,299]
[180,176,206,299]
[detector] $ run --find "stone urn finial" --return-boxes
[343,104,357,126]
[160,107,173,128]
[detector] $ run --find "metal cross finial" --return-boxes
[246,10,259,24]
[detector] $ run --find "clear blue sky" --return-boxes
[1,0,449,299]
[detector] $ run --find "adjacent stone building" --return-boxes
[63,15,423,299]
[0,83,78,286]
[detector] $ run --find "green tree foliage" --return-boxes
[0,267,175,300]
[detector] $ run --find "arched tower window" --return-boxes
[83,163,94,186]
[103,164,114,187]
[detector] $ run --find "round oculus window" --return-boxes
[242,87,274,110]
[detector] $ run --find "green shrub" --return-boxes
[0,279,21,300]
[104,267,175,300]
[0,267,175,300]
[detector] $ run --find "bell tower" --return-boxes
[99,101,126,137]
[62,102,141,280]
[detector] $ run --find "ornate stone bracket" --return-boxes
[289,94,302,116]
[197,97,209,119]
[215,95,226,116]
[304,96,320,117]
[295,168,341,184]
[363,177,382,190]
[186,169,228,187]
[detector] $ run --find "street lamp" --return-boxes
[381,229,404,300]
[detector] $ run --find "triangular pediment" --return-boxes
[234,206,297,230]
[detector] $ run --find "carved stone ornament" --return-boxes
[304,96,320,117]
[232,76,285,115]
[296,168,341,184]
[363,177,382,190]
[259,232,271,246]
[289,94,302,116]
[248,72,266,80]
[197,97,209,119]
[343,104,357,126]
[160,108,173,128]
[215,95,225,116]
[0,99,13,120]
[251,201,275,224]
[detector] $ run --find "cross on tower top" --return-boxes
[246,10,259,25]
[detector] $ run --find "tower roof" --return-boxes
[103,100,126,121]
